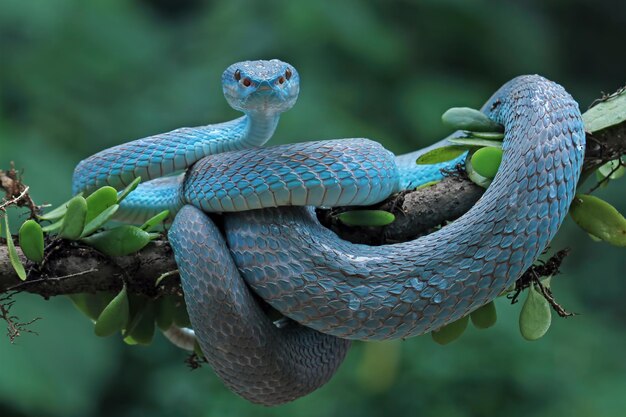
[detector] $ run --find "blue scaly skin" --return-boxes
[72,60,585,405]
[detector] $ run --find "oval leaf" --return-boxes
[18,220,45,263]
[466,131,505,140]
[466,158,492,189]
[125,297,156,345]
[59,196,88,240]
[37,193,83,221]
[582,89,626,133]
[116,177,142,203]
[156,296,176,331]
[470,147,503,179]
[85,186,119,224]
[81,225,153,256]
[431,315,469,345]
[69,292,115,322]
[470,301,497,329]
[448,138,503,148]
[442,107,503,132]
[596,159,625,181]
[569,194,626,246]
[94,285,129,337]
[173,300,191,328]
[519,284,552,341]
[416,146,469,165]
[4,215,26,280]
[81,204,120,237]
[140,210,170,232]
[338,210,395,227]
[41,219,63,233]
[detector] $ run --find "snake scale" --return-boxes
[72,60,585,405]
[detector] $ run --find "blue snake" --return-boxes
[72,60,585,405]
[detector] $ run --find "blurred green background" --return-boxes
[1,0,625,416]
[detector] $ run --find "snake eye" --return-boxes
[234,69,241,82]
[285,68,292,80]
[242,78,252,87]
[277,76,285,85]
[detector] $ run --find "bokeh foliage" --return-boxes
[1,0,626,416]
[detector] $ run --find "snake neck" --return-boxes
[240,111,281,148]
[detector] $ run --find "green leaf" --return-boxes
[69,292,115,322]
[94,285,129,337]
[116,177,142,203]
[596,159,625,181]
[470,147,503,179]
[124,296,156,345]
[41,219,63,233]
[337,210,395,227]
[414,180,440,190]
[466,131,505,140]
[37,193,83,221]
[140,210,170,232]
[582,88,626,133]
[172,299,191,328]
[81,225,155,256]
[448,138,503,148]
[569,194,626,246]
[156,296,176,331]
[431,315,469,345]
[81,204,120,237]
[59,196,88,240]
[4,215,26,281]
[416,146,469,165]
[85,186,119,224]
[442,107,503,132]
[519,284,552,341]
[465,158,492,189]
[470,301,497,329]
[18,220,45,263]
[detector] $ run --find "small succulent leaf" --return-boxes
[140,210,170,232]
[442,107,504,132]
[569,194,626,247]
[415,146,470,165]
[81,225,153,256]
[4,215,26,280]
[448,138,503,148]
[59,196,88,240]
[69,292,115,322]
[596,159,625,181]
[470,147,503,179]
[337,210,396,227]
[431,315,469,345]
[94,285,130,337]
[519,284,552,341]
[466,131,505,140]
[81,204,120,237]
[18,220,44,263]
[41,219,63,233]
[582,88,626,133]
[85,186,119,224]
[156,296,176,331]
[116,177,142,203]
[37,193,83,221]
[414,180,440,190]
[470,301,498,329]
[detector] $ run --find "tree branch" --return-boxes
[1,90,625,299]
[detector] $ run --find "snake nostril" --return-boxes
[243,78,252,87]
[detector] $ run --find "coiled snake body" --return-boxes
[72,60,585,405]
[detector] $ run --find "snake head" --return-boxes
[222,59,299,115]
